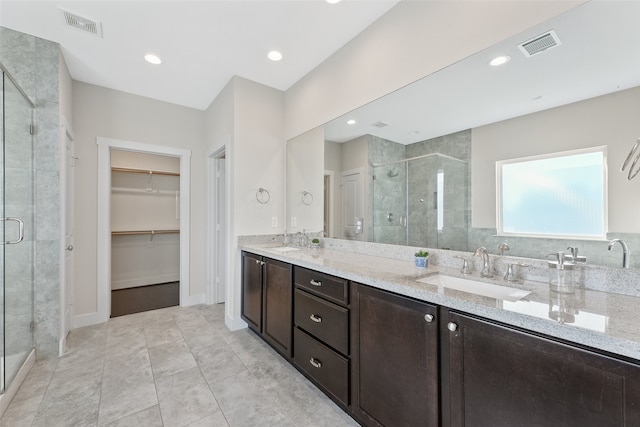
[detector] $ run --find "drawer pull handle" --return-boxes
[309,357,322,368]
[310,314,322,323]
[310,279,322,287]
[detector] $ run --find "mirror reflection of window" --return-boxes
[497,147,607,239]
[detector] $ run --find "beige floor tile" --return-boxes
[156,366,221,427]
[148,338,197,378]
[103,404,163,427]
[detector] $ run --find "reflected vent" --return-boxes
[518,30,560,57]
[60,8,103,38]
[370,121,390,128]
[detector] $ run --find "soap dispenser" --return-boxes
[547,251,575,294]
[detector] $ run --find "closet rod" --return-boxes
[111,229,180,236]
[111,167,180,177]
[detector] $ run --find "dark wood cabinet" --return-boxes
[351,283,439,427]
[293,266,350,408]
[442,309,640,427]
[240,251,293,358]
[241,252,640,427]
[241,252,263,331]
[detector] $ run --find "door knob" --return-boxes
[66,245,74,251]
[424,314,434,323]
[447,322,458,332]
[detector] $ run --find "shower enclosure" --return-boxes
[1,67,35,395]
[372,153,469,251]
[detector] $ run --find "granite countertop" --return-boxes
[239,243,640,362]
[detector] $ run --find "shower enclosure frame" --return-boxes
[0,63,36,402]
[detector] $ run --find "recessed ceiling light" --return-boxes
[347,119,356,125]
[144,54,162,65]
[268,50,283,61]
[410,130,420,135]
[326,0,342,3]
[489,55,511,67]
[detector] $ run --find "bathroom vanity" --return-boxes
[240,245,640,427]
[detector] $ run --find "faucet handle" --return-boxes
[453,255,472,274]
[503,262,529,282]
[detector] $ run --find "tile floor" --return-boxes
[1,304,359,426]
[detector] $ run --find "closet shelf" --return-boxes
[112,229,180,236]
[111,167,180,177]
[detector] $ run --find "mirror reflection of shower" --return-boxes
[372,152,469,251]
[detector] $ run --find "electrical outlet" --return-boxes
[291,217,297,227]
[271,217,278,228]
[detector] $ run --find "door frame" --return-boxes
[206,141,230,304]
[59,115,74,355]
[96,137,191,323]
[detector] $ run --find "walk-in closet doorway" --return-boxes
[110,150,181,316]
[96,138,191,323]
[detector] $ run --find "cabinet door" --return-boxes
[443,310,640,427]
[241,252,263,332]
[351,283,439,427]
[262,258,293,358]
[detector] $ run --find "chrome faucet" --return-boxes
[498,242,510,256]
[474,247,492,277]
[608,239,630,268]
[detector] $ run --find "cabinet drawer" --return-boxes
[294,327,349,406]
[294,266,348,305]
[295,289,349,355]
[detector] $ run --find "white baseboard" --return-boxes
[111,274,179,290]
[181,293,206,306]
[225,313,247,331]
[73,311,106,328]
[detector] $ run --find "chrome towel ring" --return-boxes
[256,188,270,204]
[302,191,313,205]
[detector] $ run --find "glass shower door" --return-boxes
[1,71,35,393]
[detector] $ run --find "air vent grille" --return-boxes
[370,121,389,128]
[518,30,560,57]
[60,8,102,38]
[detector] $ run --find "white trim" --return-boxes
[225,313,247,331]
[206,138,230,305]
[182,293,206,306]
[0,349,35,418]
[96,137,191,324]
[59,115,74,355]
[73,311,103,329]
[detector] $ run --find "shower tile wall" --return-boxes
[1,27,62,359]
[369,136,406,244]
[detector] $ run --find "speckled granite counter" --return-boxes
[239,243,640,362]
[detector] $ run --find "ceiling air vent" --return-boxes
[518,30,561,57]
[60,8,103,38]
[370,121,390,128]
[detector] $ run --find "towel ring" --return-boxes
[302,191,313,205]
[622,138,640,180]
[256,188,270,204]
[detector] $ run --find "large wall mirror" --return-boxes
[286,1,640,269]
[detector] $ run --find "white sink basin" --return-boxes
[417,274,531,302]
[267,246,302,254]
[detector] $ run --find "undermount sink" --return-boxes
[267,246,302,254]
[416,274,531,302]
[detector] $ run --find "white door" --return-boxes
[62,123,75,344]
[341,169,364,240]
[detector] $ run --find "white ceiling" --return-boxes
[324,0,640,144]
[0,0,399,110]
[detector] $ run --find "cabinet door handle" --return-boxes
[309,279,322,287]
[309,314,322,323]
[260,261,266,266]
[447,322,458,332]
[255,259,260,264]
[309,357,322,368]
[424,314,434,323]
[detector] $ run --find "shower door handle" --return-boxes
[1,217,25,244]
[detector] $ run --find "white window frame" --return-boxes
[496,146,608,240]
